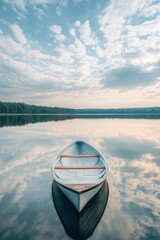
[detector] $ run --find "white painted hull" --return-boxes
[57,182,103,211]
[52,140,107,211]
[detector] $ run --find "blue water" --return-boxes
[0,117,159,240]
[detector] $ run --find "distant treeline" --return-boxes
[0,101,75,114]
[76,107,160,114]
[0,101,160,115]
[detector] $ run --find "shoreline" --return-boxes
[0,113,160,116]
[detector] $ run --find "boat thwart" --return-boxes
[52,140,107,211]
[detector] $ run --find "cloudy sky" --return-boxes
[0,0,160,108]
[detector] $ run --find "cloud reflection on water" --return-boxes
[0,118,159,239]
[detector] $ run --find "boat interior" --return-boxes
[54,141,106,184]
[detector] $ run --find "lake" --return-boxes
[0,116,160,240]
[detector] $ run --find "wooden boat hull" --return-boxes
[52,180,109,240]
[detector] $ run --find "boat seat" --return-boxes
[55,166,106,170]
[60,154,99,158]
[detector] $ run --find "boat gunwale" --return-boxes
[56,180,105,194]
[52,140,107,185]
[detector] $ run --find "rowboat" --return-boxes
[52,180,109,240]
[52,140,107,211]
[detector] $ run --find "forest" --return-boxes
[0,101,75,114]
[0,101,159,115]
[76,107,160,114]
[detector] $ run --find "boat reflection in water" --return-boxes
[52,180,109,240]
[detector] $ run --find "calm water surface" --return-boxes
[0,117,160,240]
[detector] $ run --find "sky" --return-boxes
[0,0,160,108]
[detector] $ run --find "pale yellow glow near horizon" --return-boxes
[23,85,160,108]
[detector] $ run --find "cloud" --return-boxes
[74,0,83,5]
[98,0,160,70]
[101,65,159,89]
[34,6,46,19]
[93,46,104,58]
[126,16,160,38]
[69,28,76,37]
[1,0,160,107]
[3,0,68,10]
[0,29,97,103]
[79,20,96,45]
[49,24,65,41]
[0,35,68,96]
[74,20,81,27]
[139,2,160,18]
[49,25,62,34]
[10,24,27,45]
[3,0,26,10]
[55,34,65,41]
[69,38,86,57]
[56,6,62,15]
[3,0,69,20]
